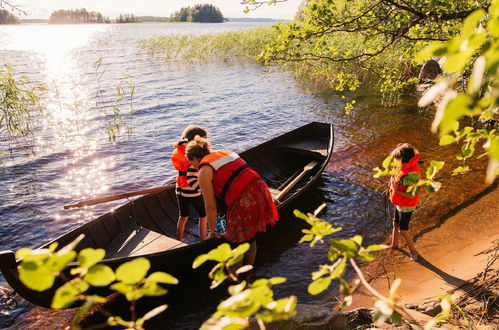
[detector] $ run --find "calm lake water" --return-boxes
[0,23,490,328]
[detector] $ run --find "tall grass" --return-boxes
[140,26,276,64]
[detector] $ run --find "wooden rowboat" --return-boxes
[0,122,333,308]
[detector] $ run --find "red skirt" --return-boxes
[224,178,278,242]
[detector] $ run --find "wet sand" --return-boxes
[348,185,499,309]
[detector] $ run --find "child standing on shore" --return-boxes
[388,143,421,261]
[171,125,208,242]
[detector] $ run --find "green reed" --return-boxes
[140,26,276,64]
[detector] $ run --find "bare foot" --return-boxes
[410,251,419,261]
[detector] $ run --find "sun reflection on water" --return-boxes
[3,25,117,221]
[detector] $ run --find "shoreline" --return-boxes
[346,183,498,314]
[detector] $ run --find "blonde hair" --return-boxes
[186,136,211,160]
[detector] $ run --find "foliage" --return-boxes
[0,64,45,154]
[243,0,489,105]
[94,58,135,141]
[0,8,19,24]
[294,209,454,327]
[116,14,140,24]
[416,1,499,183]
[194,242,297,329]
[140,26,276,64]
[193,243,253,289]
[373,154,445,193]
[170,4,224,23]
[49,8,110,24]
[0,0,26,16]
[16,234,177,329]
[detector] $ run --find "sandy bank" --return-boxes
[349,185,499,310]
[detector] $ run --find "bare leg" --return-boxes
[390,223,400,249]
[177,216,188,242]
[400,230,418,260]
[245,240,257,265]
[198,216,207,241]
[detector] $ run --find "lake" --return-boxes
[0,22,489,328]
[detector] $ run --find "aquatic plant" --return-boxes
[94,58,135,141]
[140,26,277,64]
[0,64,45,155]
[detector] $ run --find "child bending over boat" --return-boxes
[185,136,278,265]
[171,125,208,242]
[388,143,421,261]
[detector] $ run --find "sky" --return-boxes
[10,0,302,20]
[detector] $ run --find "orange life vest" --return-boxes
[389,152,421,207]
[171,140,190,188]
[199,150,259,207]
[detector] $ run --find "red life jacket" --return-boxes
[389,152,421,207]
[171,140,190,188]
[199,151,260,206]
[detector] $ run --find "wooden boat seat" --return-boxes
[106,223,186,259]
[278,140,327,158]
[268,188,281,199]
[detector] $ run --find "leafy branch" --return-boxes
[193,242,296,329]
[16,234,177,329]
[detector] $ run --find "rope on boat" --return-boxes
[0,286,18,310]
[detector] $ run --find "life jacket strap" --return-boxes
[178,170,187,176]
[220,164,249,204]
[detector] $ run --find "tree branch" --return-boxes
[0,0,27,15]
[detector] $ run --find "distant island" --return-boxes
[170,4,224,23]
[49,8,110,24]
[0,9,20,24]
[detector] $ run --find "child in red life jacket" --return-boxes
[388,143,421,261]
[171,125,208,242]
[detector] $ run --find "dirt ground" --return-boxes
[348,186,499,310]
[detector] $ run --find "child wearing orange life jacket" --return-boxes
[388,143,421,261]
[171,125,208,242]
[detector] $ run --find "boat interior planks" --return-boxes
[106,223,186,259]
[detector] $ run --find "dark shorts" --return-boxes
[393,208,413,231]
[177,195,206,218]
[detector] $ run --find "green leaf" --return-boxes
[461,9,486,39]
[47,251,76,272]
[439,135,455,146]
[78,248,105,268]
[330,238,358,256]
[382,155,393,169]
[308,276,332,295]
[206,243,233,262]
[147,272,178,285]
[139,282,168,297]
[366,244,388,252]
[19,262,55,291]
[414,42,446,63]
[439,95,472,135]
[192,254,209,269]
[115,257,150,284]
[52,282,80,309]
[110,282,134,294]
[231,243,250,258]
[85,264,115,286]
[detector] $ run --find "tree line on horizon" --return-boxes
[169,4,224,23]
[0,9,20,24]
[1,4,225,24]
